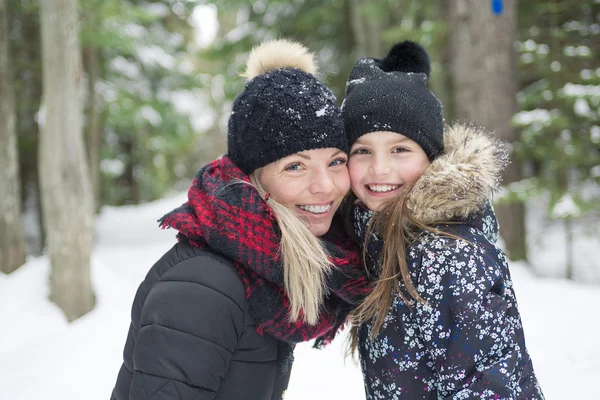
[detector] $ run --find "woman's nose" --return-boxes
[309,168,335,195]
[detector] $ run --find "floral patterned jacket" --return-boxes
[353,124,545,400]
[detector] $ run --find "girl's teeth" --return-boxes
[368,184,398,193]
[299,204,331,214]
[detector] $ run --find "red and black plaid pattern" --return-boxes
[159,156,371,345]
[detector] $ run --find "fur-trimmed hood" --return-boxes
[406,123,509,225]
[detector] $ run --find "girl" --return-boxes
[342,41,544,399]
[111,39,369,400]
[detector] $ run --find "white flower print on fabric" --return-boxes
[355,204,545,400]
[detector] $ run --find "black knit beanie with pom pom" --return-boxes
[342,41,444,161]
[227,39,346,175]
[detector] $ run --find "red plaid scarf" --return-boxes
[159,156,370,345]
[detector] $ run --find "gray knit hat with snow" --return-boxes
[342,41,444,160]
[227,39,347,174]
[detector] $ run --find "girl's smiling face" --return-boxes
[348,131,430,212]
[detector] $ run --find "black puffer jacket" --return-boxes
[111,241,292,400]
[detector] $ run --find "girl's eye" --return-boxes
[330,157,348,167]
[392,147,408,154]
[284,163,303,171]
[351,148,370,156]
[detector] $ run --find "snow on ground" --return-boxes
[526,194,600,283]
[1,194,599,399]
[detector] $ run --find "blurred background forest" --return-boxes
[1,0,599,321]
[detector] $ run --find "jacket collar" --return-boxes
[406,123,508,229]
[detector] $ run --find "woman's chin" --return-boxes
[295,203,337,236]
[302,214,334,236]
[309,222,332,237]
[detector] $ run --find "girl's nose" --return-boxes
[369,154,392,177]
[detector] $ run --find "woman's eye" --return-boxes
[284,163,302,171]
[351,148,370,155]
[330,157,348,167]
[392,147,408,153]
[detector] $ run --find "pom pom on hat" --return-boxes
[380,40,431,78]
[242,39,318,80]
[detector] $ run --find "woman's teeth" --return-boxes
[298,204,331,214]
[368,184,399,193]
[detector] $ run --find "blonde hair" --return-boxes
[250,171,332,325]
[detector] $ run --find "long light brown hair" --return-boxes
[346,187,465,355]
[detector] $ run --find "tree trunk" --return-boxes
[565,217,574,280]
[83,45,102,213]
[429,0,454,122]
[449,0,527,261]
[349,0,383,58]
[38,0,95,321]
[12,5,45,256]
[123,136,141,205]
[0,0,27,274]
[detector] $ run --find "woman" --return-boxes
[110,39,369,400]
[342,42,544,398]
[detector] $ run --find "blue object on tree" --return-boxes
[492,0,503,15]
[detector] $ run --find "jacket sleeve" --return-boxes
[127,257,245,400]
[413,239,523,400]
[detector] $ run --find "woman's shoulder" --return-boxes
[143,241,247,308]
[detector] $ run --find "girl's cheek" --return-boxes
[348,170,367,200]
[347,162,362,186]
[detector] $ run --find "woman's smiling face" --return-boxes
[348,131,430,212]
[258,147,350,236]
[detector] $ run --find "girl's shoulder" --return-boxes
[408,222,508,284]
[408,222,501,267]
[409,222,477,252]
